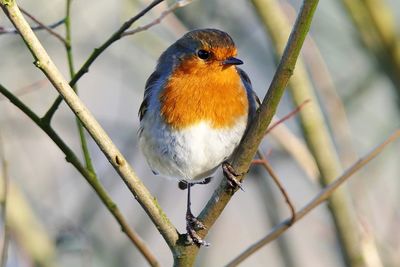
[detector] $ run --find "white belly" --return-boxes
[139,115,247,181]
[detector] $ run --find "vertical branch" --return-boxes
[64,0,95,174]
[250,0,381,266]
[340,0,400,104]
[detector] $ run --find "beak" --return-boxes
[222,57,243,66]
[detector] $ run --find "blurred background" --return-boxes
[0,0,399,266]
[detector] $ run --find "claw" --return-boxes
[186,225,210,247]
[186,212,209,246]
[222,162,245,191]
[186,212,206,231]
[184,183,210,246]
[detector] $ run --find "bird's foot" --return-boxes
[186,212,209,247]
[222,162,245,191]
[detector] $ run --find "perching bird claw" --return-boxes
[222,162,245,191]
[186,211,209,246]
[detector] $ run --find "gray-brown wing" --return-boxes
[138,71,161,121]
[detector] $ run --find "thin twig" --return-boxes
[302,30,357,167]
[0,1,178,249]
[267,118,320,180]
[0,79,48,101]
[42,0,165,123]
[122,0,193,36]
[0,18,64,34]
[64,0,96,176]
[226,130,400,266]
[256,150,296,223]
[19,7,67,45]
[265,99,310,135]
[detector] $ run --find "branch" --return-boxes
[0,79,48,101]
[255,150,296,222]
[265,99,310,135]
[0,83,160,267]
[122,0,192,36]
[226,130,400,266]
[267,119,320,179]
[19,6,66,45]
[0,17,64,34]
[63,0,95,175]
[42,0,165,123]
[0,0,178,249]
[251,0,373,265]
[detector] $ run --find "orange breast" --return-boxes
[159,58,248,130]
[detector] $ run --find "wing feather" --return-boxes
[139,71,161,121]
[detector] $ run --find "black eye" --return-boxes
[197,50,210,60]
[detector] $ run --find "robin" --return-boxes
[138,28,257,246]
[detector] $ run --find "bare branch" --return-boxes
[256,149,296,223]
[268,120,320,180]
[0,79,48,101]
[19,7,66,45]
[0,0,178,249]
[0,17,64,34]
[265,99,310,135]
[226,130,400,266]
[122,0,193,37]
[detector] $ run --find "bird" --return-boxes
[138,28,257,246]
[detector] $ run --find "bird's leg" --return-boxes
[178,177,212,190]
[197,177,212,185]
[185,183,209,246]
[222,161,245,191]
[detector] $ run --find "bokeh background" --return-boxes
[1,0,399,266]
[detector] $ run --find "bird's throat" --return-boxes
[159,59,248,130]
